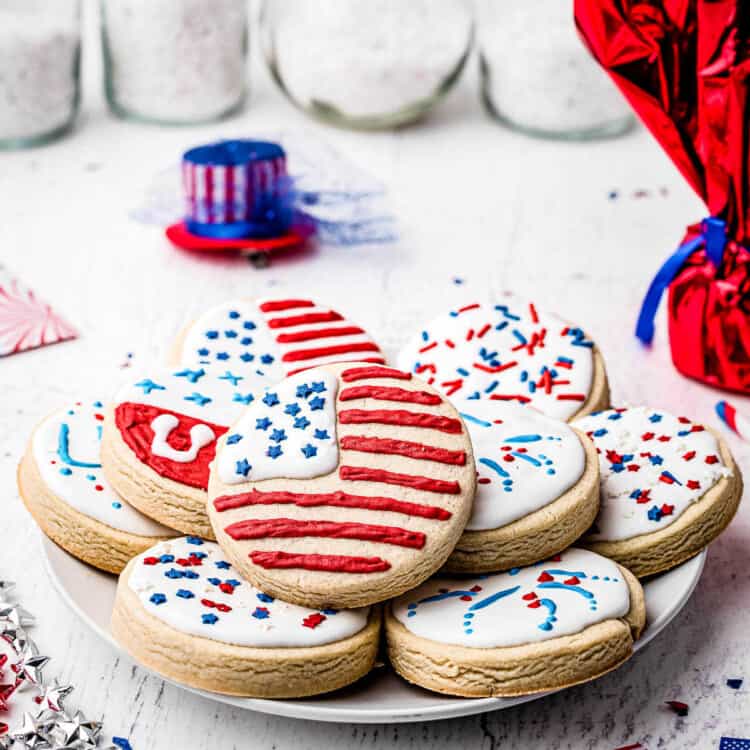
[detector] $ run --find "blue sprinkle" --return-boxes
[176,589,194,599]
[59,467,72,476]
[241,337,253,346]
[309,396,325,410]
[215,561,231,570]
[257,592,274,603]
[160,554,175,563]
[262,392,280,407]
[311,381,327,393]
[727,679,744,690]
[228,310,240,319]
[175,367,205,383]
[284,403,301,416]
[225,330,237,339]
[190,551,207,559]
[270,428,287,442]
[260,354,275,364]
[165,569,184,579]
[202,613,219,625]
[593,428,608,437]
[294,416,311,430]
[216,352,229,361]
[112,502,122,509]
[243,320,256,330]
[321,608,338,615]
[267,445,283,459]
[85,474,96,481]
[252,607,270,619]
[226,579,241,587]
[296,384,312,398]
[233,393,254,405]
[240,353,254,362]
[421,331,429,341]
[301,443,318,458]
[255,417,272,430]
[186,536,203,545]
[649,413,663,423]
[184,570,199,579]
[198,348,209,356]
[207,577,221,585]
[226,434,243,445]
[150,593,167,605]
[457,367,469,377]
[236,459,252,477]
[112,738,133,750]
[205,330,219,339]
[314,429,330,440]
[93,400,103,408]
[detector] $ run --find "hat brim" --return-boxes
[165,221,306,253]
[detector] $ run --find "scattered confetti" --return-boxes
[112,737,134,750]
[727,678,744,690]
[452,277,464,285]
[608,190,619,201]
[665,700,689,717]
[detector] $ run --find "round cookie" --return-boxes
[101,365,271,539]
[444,399,599,573]
[111,537,380,698]
[575,406,742,577]
[18,400,175,574]
[207,362,477,609]
[172,297,386,377]
[386,547,645,697]
[396,297,609,421]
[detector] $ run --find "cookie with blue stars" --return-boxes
[171,297,385,379]
[208,361,477,609]
[101,364,271,539]
[18,401,176,574]
[575,406,742,577]
[386,547,645,697]
[111,537,381,698]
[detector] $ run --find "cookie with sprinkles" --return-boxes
[111,537,380,698]
[444,399,600,573]
[575,406,742,577]
[101,365,271,539]
[207,361,477,609]
[386,547,645,697]
[171,297,386,378]
[396,298,609,421]
[18,401,176,574]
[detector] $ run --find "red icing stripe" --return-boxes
[114,403,227,490]
[275,325,364,343]
[339,385,442,405]
[258,299,315,313]
[213,488,452,520]
[281,341,381,363]
[339,408,463,434]
[340,435,466,465]
[341,366,412,382]
[225,518,425,548]
[556,393,586,401]
[267,311,343,329]
[250,550,390,573]
[340,465,461,494]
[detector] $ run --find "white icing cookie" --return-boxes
[575,407,732,541]
[127,537,369,647]
[391,548,629,649]
[453,399,585,530]
[177,298,385,378]
[396,298,601,420]
[31,401,169,537]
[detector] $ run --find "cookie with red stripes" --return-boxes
[172,297,385,378]
[574,406,742,577]
[101,365,271,539]
[207,362,477,609]
[396,298,609,421]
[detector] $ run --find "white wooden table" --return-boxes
[1,5,749,749]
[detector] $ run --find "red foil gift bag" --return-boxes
[575,0,750,393]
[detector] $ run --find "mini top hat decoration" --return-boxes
[166,140,310,261]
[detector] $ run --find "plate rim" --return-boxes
[40,535,706,724]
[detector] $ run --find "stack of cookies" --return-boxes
[18,297,742,699]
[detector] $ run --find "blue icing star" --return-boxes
[243,321,256,330]
[198,348,210,356]
[215,561,231,570]
[294,416,311,430]
[184,392,212,407]
[186,537,203,545]
[219,371,243,386]
[236,459,252,477]
[226,579,241,587]
[260,354,275,364]
[310,381,327,393]
[226,434,242,445]
[241,337,253,346]
[649,413,663,423]
[202,613,219,625]
[184,570,199,579]
[165,569,184,579]
[263,392,280,407]
[205,330,219,339]
[309,396,325,411]
[270,428,287,442]
[150,593,167,605]
[267,445,283,459]
[593,428,608,437]
[607,412,623,421]
[284,403,301,416]
[233,393,254,405]
[649,455,664,466]
[216,352,230,361]
[228,310,240,319]
[296,383,312,398]
[256,417,272,431]
[301,443,318,458]
[647,505,663,521]
[225,330,238,338]
[175,368,205,383]
[207,577,221,585]
[252,607,270,619]
[240,353,254,363]
[176,589,194,599]
[314,429,330,440]
[135,379,165,395]
[256,592,274,603]
[160,554,175,563]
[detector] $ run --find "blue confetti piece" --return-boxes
[727,678,744,690]
[112,738,133,750]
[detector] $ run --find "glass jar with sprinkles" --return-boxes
[101,0,248,125]
[260,0,474,129]
[0,0,81,149]
[477,0,633,139]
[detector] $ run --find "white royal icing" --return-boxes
[32,401,172,537]
[218,371,339,484]
[150,414,215,463]
[180,297,384,377]
[392,548,629,648]
[129,537,369,647]
[575,406,732,542]
[396,298,595,421]
[453,399,585,531]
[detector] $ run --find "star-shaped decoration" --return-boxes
[310,381,327,393]
[255,417,272,431]
[284,403,301,416]
[205,330,219,339]
[267,445,283,459]
[0,605,35,628]
[295,383,312,399]
[240,353,254,363]
[308,396,325,411]
[233,393,254,405]
[243,320,256,330]
[293,416,310,430]
[36,678,74,712]
[219,371,243,386]
[260,354,275,364]
[262,392,279,407]
[197,347,210,357]
[235,459,252,477]
[224,330,238,339]
[184,392,212,407]
[134,379,165,395]
[14,653,49,688]
[241,337,253,346]
[314,429,330,440]
[10,712,47,749]
[301,443,318,458]
[269,429,287,443]
[216,352,230,361]
[174,368,205,383]
[47,710,102,748]
[226,434,242,445]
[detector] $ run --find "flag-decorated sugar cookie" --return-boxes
[396,298,609,421]
[172,297,386,378]
[207,362,477,609]
[111,538,380,698]
[18,400,176,573]
[101,365,271,539]
[575,406,742,577]
[386,548,645,697]
[444,399,600,573]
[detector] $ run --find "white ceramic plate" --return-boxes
[41,535,705,724]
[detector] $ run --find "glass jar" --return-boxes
[261,0,474,129]
[101,0,248,125]
[0,0,80,149]
[478,0,633,140]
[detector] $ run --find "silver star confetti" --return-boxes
[14,653,49,690]
[36,679,74,713]
[0,582,15,604]
[10,711,49,749]
[0,604,35,629]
